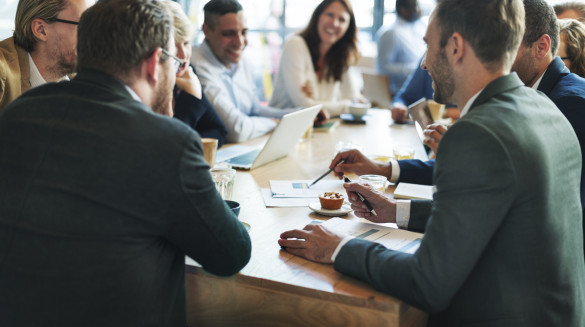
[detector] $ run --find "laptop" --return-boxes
[361,72,392,108]
[216,105,322,170]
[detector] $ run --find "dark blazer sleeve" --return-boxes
[173,89,227,147]
[164,132,250,276]
[335,120,517,312]
[397,159,435,185]
[407,200,432,233]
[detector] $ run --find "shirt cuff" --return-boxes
[331,235,355,262]
[395,200,411,229]
[390,159,401,183]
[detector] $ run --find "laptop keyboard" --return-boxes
[226,149,261,166]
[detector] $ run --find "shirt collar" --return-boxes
[200,40,239,76]
[123,85,152,112]
[459,88,484,118]
[28,53,46,88]
[28,53,70,88]
[530,68,546,90]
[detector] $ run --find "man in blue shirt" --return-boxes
[376,0,427,94]
[191,0,297,143]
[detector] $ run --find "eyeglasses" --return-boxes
[49,18,79,25]
[161,48,185,74]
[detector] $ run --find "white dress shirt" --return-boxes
[269,34,360,116]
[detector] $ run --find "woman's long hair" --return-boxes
[299,0,358,82]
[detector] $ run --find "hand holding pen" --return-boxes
[329,150,391,180]
[342,177,397,224]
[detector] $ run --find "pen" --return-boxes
[307,160,345,188]
[344,176,377,216]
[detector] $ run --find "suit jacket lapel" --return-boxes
[15,43,30,92]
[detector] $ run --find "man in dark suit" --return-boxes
[331,0,585,246]
[0,1,251,326]
[280,0,585,326]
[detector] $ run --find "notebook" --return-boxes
[393,182,434,200]
[361,72,392,108]
[216,105,322,170]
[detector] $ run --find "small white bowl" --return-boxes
[349,103,370,117]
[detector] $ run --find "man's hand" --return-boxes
[343,182,397,223]
[390,103,409,124]
[175,66,202,99]
[423,123,448,154]
[329,149,392,180]
[278,224,345,264]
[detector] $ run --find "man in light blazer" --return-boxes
[0,1,251,326]
[280,0,585,326]
[0,0,93,111]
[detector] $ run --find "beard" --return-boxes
[48,45,76,77]
[48,32,77,77]
[429,49,455,104]
[151,65,175,117]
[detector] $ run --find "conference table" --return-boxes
[185,109,429,327]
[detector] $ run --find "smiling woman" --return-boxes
[269,0,367,119]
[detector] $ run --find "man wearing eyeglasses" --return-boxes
[0,0,251,325]
[0,0,93,111]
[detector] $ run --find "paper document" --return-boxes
[320,218,423,254]
[261,189,316,207]
[270,180,344,198]
[393,182,434,200]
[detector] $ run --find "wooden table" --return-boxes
[185,109,429,327]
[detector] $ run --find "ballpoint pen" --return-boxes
[344,176,377,216]
[307,160,345,189]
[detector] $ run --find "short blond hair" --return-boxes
[14,0,68,52]
[161,0,193,43]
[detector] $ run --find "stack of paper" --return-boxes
[319,218,423,254]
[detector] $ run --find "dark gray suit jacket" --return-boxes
[335,74,585,326]
[0,70,251,326]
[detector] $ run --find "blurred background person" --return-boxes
[558,18,585,78]
[554,1,585,22]
[270,0,365,119]
[162,1,227,146]
[376,0,426,95]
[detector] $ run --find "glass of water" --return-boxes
[210,167,236,200]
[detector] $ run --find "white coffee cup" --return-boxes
[349,103,371,117]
